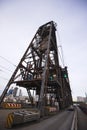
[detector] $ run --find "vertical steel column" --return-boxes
[38,22,53,115]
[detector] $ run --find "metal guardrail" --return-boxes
[71,108,77,130]
[5,109,40,128]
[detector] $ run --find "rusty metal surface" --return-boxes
[0,21,72,116]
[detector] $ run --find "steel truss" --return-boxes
[0,21,72,115]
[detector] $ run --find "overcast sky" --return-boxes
[0,0,87,100]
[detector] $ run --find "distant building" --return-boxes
[77,96,85,102]
[7,87,14,95]
[13,87,18,97]
[19,89,22,97]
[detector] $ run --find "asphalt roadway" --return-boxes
[0,109,74,130]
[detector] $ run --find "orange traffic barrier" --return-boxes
[2,102,21,109]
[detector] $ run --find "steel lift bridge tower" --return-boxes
[0,21,72,115]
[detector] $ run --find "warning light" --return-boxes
[63,73,68,78]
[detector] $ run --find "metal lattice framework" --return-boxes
[0,21,72,114]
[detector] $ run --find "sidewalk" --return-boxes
[77,107,87,130]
